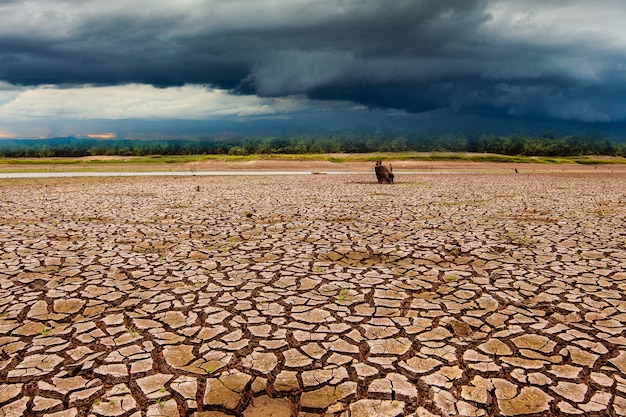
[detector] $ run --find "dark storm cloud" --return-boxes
[1,0,626,122]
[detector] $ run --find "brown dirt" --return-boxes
[2,156,625,174]
[0,171,625,416]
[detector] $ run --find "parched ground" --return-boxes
[2,155,626,174]
[0,170,625,417]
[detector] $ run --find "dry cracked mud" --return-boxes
[0,171,625,416]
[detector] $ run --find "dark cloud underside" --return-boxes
[1,0,625,122]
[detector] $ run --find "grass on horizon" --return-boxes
[0,152,625,166]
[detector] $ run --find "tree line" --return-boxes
[0,132,624,158]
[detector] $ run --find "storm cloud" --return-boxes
[1,0,626,130]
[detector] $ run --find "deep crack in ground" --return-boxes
[0,172,625,416]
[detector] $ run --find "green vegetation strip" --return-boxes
[1,153,625,167]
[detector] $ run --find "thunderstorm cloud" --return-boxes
[1,0,626,136]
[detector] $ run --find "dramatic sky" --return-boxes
[1,0,626,138]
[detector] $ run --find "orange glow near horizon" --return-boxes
[0,131,15,139]
[86,133,117,139]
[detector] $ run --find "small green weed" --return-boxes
[155,398,164,407]
[159,386,167,393]
[444,275,457,283]
[203,363,216,373]
[39,326,52,336]
[336,288,350,302]
[436,285,452,294]
[513,233,534,245]
[126,326,138,337]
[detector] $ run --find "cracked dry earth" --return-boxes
[0,172,625,417]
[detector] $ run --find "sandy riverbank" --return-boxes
[2,155,626,175]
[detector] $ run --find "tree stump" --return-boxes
[375,160,394,184]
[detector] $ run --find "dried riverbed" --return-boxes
[0,172,625,416]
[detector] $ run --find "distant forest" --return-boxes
[1,131,624,158]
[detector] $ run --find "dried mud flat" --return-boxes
[0,171,625,417]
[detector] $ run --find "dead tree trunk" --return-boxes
[375,160,394,184]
